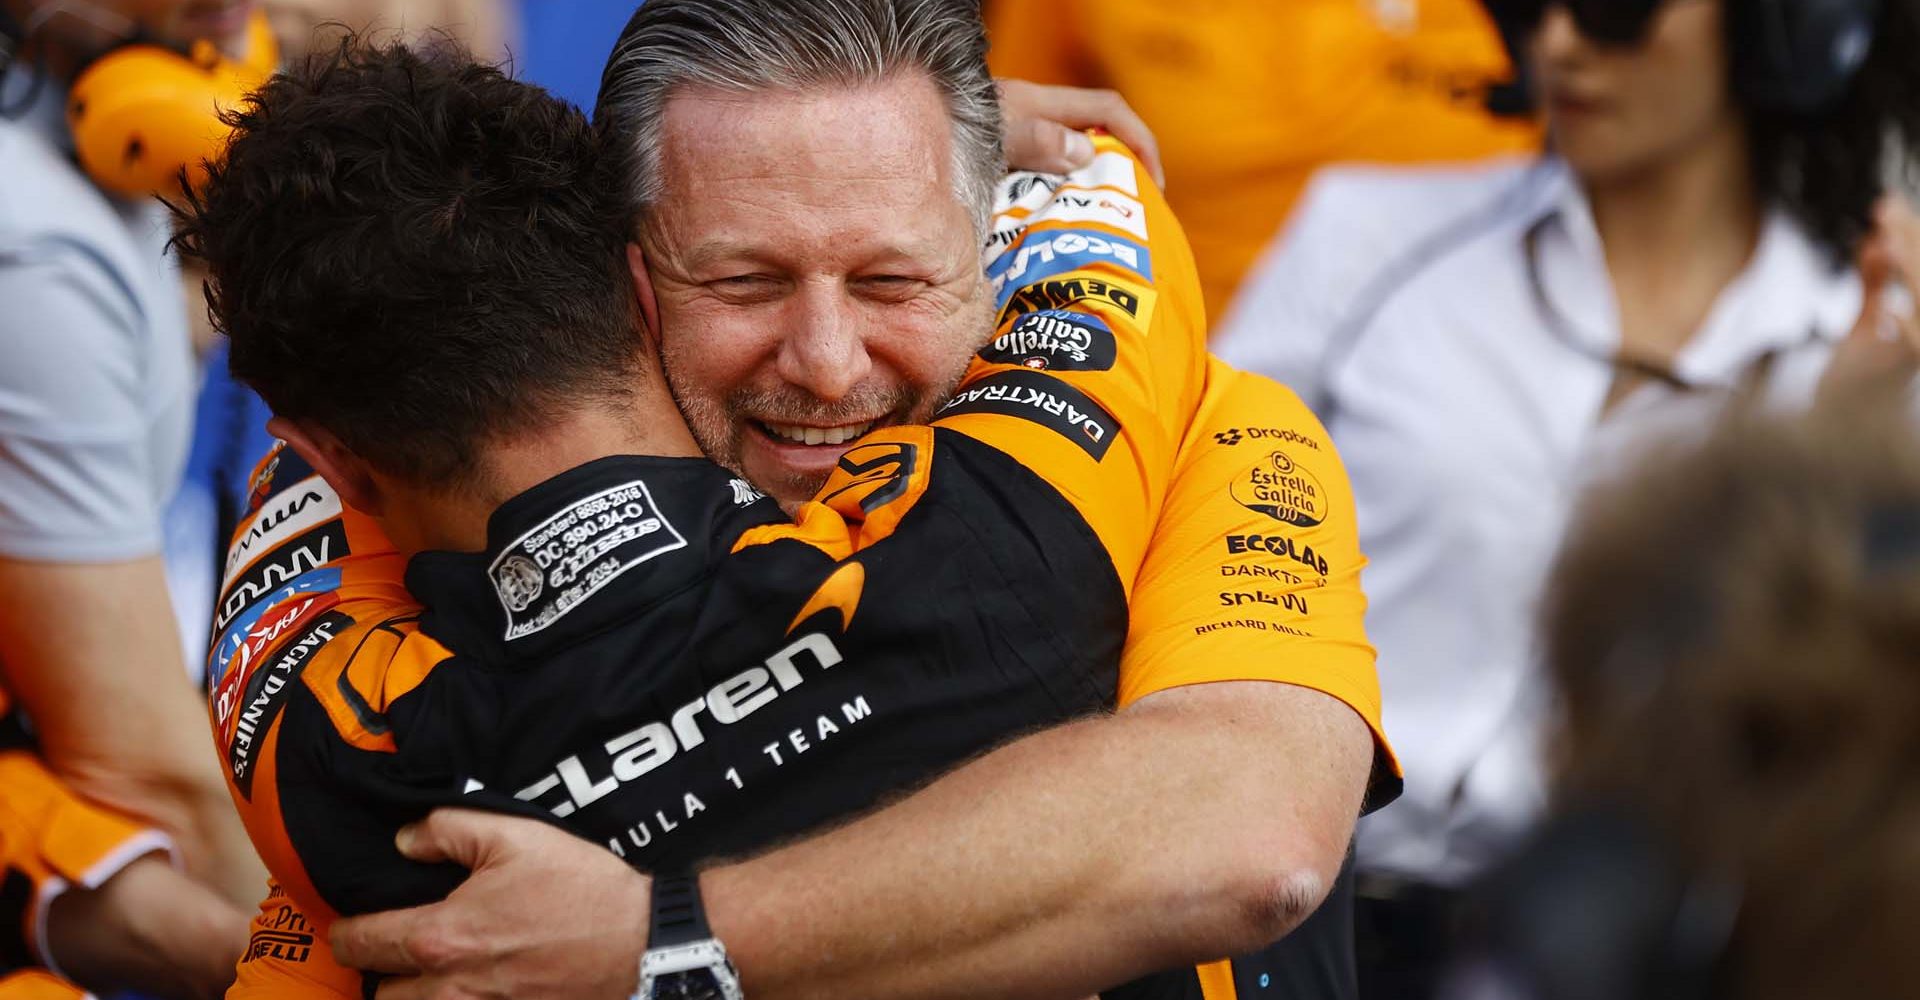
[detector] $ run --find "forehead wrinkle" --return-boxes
[655,77,954,195]
[656,172,959,274]
[648,76,973,273]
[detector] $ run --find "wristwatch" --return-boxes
[635,872,744,1000]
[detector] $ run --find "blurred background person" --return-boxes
[982,0,1540,323]
[261,0,508,61]
[0,0,269,991]
[1213,0,1920,993]
[1451,398,1920,1000]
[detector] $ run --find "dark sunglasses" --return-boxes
[1491,0,1668,46]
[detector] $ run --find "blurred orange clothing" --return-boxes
[985,0,1541,325]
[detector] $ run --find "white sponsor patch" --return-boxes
[991,188,1149,243]
[992,150,1139,214]
[488,479,688,641]
[222,482,341,584]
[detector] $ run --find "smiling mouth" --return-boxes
[756,420,878,447]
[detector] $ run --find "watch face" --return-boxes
[655,970,726,1000]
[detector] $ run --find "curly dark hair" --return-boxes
[1543,399,1920,998]
[173,37,641,487]
[1742,0,1920,265]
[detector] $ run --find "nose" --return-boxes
[775,281,874,404]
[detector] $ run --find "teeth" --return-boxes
[764,421,874,446]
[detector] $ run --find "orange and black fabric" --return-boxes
[0,751,171,987]
[214,142,1395,1000]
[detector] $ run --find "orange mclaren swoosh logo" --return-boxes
[788,562,864,636]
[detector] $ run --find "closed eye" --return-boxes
[708,274,783,302]
[855,274,928,300]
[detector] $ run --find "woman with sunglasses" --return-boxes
[1214,0,1920,995]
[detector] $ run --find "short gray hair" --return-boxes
[594,0,1005,236]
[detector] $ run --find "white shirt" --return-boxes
[0,65,196,562]
[1215,156,1860,885]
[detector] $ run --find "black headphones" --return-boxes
[1482,0,1880,117]
[1730,0,1881,113]
[1455,806,1740,1000]
[0,6,23,79]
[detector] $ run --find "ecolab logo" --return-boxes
[987,228,1152,300]
[1226,534,1330,576]
[515,632,843,818]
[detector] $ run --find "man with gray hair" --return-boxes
[328,2,1384,999]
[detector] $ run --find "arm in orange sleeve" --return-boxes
[1120,359,1400,806]
[0,751,244,1000]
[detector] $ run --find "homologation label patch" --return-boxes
[489,479,688,641]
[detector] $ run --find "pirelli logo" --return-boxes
[935,369,1119,461]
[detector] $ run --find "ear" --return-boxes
[628,241,661,347]
[267,416,385,517]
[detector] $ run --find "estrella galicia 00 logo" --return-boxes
[937,369,1119,460]
[1231,451,1326,527]
[979,310,1116,372]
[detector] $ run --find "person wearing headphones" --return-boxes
[1213,0,1920,994]
[0,0,275,993]
[1457,398,1920,1000]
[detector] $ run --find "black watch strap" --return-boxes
[649,872,714,949]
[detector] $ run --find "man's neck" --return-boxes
[386,401,705,557]
[1586,120,1761,361]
